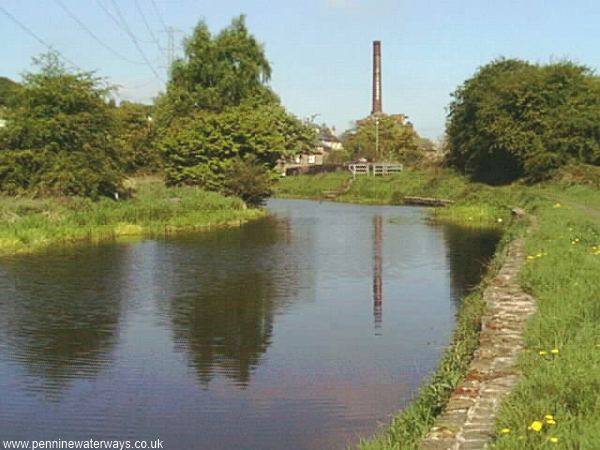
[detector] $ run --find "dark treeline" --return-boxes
[447,58,600,184]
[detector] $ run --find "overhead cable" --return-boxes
[134,0,165,57]
[54,0,148,66]
[0,4,82,70]
[108,0,164,81]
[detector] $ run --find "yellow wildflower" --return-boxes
[546,419,557,425]
[553,203,562,208]
[529,421,543,432]
[551,348,559,355]
[539,350,547,356]
[549,437,559,443]
[500,428,511,434]
[544,415,554,420]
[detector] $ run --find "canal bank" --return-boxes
[275,168,600,449]
[0,177,265,256]
[419,210,537,450]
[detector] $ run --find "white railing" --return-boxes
[348,163,403,177]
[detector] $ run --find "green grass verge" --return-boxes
[0,176,265,255]
[275,172,350,198]
[490,188,600,449]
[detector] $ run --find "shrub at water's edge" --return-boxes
[0,177,265,256]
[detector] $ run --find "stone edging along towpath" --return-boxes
[420,210,537,450]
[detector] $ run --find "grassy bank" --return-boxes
[275,169,519,229]
[0,177,265,255]
[276,168,600,449]
[491,186,600,449]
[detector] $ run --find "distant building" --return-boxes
[277,126,345,175]
[317,130,343,152]
[277,148,326,175]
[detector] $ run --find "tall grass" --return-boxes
[0,177,264,255]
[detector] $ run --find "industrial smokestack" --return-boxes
[371,40,382,115]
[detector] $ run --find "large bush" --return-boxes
[112,101,160,174]
[160,103,313,189]
[447,58,600,184]
[0,54,122,198]
[156,16,315,204]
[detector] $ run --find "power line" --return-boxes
[0,4,81,71]
[108,0,164,82]
[54,0,148,66]
[134,0,164,56]
[95,0,130,34]
[150,0,167,31]
[96,0,153,44]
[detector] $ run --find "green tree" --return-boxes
[157,16,314,205]
[0,76,21,107]
[160,103,314,189]
[0,53,122,197]
[155,15,277,126]
[112,101,160,173]
[342,113,421,163]
[447,58,600,184]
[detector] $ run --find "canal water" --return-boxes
[0,199,499,450]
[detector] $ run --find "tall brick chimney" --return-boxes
[371,40,382,115]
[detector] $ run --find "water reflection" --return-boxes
[164,218,301,387]
[372,215,383,331]
[0,246,127,395]
[0,200,500,450]
[441,224,501,302]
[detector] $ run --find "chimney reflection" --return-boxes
[373,215,383,331]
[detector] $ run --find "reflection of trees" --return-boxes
[171,272,277,387]
[0,246,127,394]
[165,217,298,387]
[441,224,501,302]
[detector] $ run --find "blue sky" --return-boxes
[2,0,600,138]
